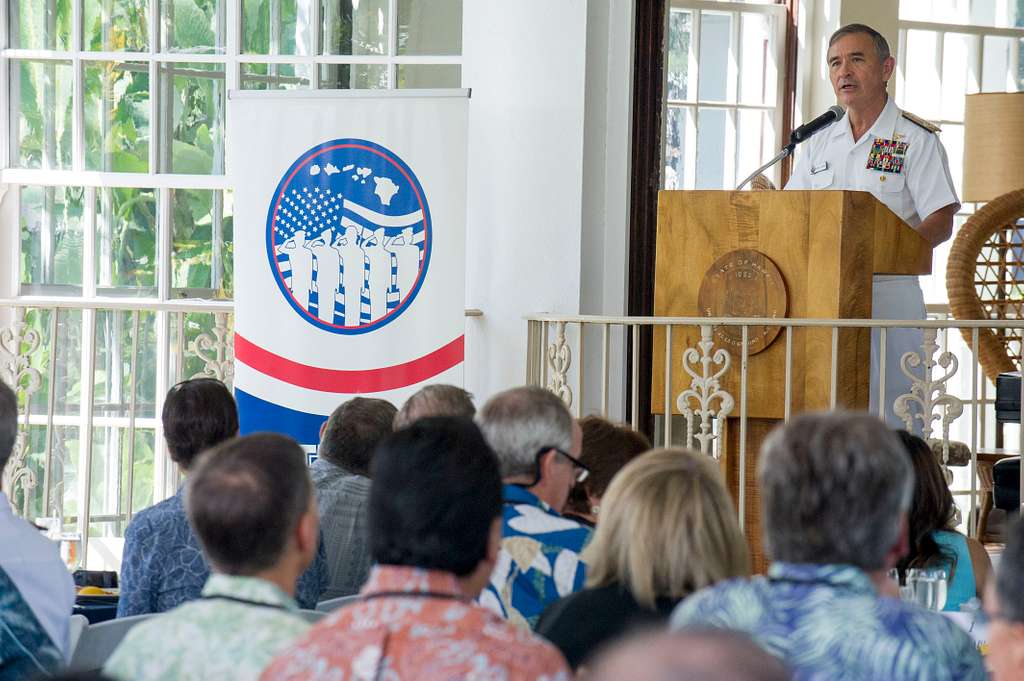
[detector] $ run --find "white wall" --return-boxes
[462,1,589,404]
[579,0,635,420]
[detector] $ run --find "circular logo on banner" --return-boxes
[266,139,432,335]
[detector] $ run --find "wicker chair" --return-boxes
[946,188,1024,540]
[946,188,1024,382]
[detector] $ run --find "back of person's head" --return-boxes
[566,416,650,516]
[895,430,956,575]
[187,433,314,575]
[998,519,1024,623]
[477,386,573,478]
[369,417,502,577]
[162,378,238,471]
[583,448,749,608]
[318,396,397,476]
[0,381,16,478]
[760,411,912,570]
[393,384,475,430]
[588,629,791,681]
[988,519,1024,681]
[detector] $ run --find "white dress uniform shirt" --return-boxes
[784,96,960,429]
[0,491,76,660]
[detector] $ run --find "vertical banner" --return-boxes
[228,91,469,447]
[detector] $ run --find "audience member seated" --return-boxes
[671,412,986,680]
[393,383,475,429]
[537,448,749,669]
[561,415,649,527]
[985,518,1024,681]
[588,630,791,681]
[475,386,591,629]
[104,433,319,681]
[896,430,991,611]
[0,380,74,677]
[261,417,571,680]
[312,397,396,599]
[118,379,327,616]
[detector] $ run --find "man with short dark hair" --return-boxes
[262,417,570,681]
[393,383,475,429]
[0,379,75,675]
[105,433,320,681]
[985,518,1024,681]
[118,378,328,615]
[476,386,591,629]
[672,412,985,680]
[312,396,396,598]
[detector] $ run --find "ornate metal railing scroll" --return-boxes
[190,313,236,389]
[676,325,734,458]
[894,328,965,476]
[0,309,43,516]
[546,321,573,408]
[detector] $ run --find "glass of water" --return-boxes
[907,568,948,611]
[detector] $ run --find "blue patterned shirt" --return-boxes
[671,562,986,681]
[118,488,328,616]
[479,485,591,630]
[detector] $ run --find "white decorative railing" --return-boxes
[526,314,1024,539]
[0,298,233,568]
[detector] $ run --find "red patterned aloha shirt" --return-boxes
[260,565,571,681]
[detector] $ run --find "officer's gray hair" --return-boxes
[828,23,891,62]
[759,411,913,571]
[477,386,573,479]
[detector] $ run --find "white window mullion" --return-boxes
[388,0,398,86]
[83,186,97,298]
[157,188,172,301]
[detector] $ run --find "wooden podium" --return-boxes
[651,190,932,569]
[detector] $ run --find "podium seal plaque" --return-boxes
[697,249,788,355]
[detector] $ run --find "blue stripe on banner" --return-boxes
[235,388,327,448]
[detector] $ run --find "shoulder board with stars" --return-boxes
[900,110,941,133]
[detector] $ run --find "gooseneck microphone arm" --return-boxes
[735,105,845,191]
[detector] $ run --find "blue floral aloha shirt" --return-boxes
[117,488,328,616]
[671,562,987,681]
[479,484,592,630]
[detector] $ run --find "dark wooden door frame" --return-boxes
[625,0,799,439]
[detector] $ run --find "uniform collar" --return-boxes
[832,95,900,145]
[200,573,300,611]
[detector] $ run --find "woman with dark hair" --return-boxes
[562,416,650,527]
[896,430,991,611]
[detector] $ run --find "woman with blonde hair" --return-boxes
[535,448,750,669]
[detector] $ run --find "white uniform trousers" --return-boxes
[869,275,926,434]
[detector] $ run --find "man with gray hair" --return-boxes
[672,412,985,680]
[476,386,591,629]
[393,383,475,429]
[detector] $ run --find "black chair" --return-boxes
[994,456,1021,515]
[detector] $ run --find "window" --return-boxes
[1,0,462,568]
[895,0,1023,304]
[663,0,787,190]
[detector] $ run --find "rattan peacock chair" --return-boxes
[946,188,1024,383]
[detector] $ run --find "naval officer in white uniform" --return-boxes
[785,23,960,431]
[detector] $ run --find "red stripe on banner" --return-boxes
[235,333,465,393]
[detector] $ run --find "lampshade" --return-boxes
[962,92,1024,202]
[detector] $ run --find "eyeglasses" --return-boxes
[534,446,590,484]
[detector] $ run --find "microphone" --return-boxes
[789,105,845,145]
[735,105,845,190]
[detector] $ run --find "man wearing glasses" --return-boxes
[476,386,592,630]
